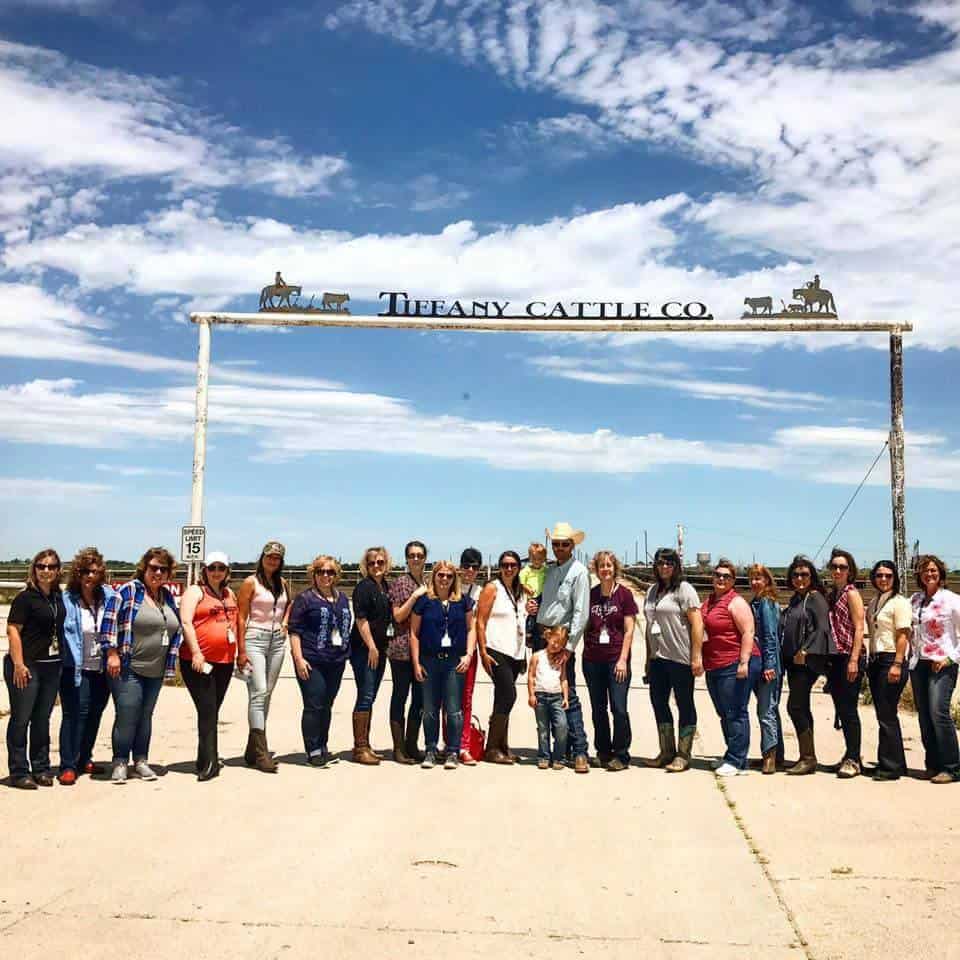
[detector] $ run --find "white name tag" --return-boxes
[227,627,236,646]
[441,632,452,648]
[331,627,342,647]
[599,627,611,645]
[160,630,170,648]
[386,623,395,638]
[650,621,662,637]
[91,639,101,658]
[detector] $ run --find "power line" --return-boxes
[814,441,889,564]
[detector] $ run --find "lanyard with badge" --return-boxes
[440,599,454,648]
[647,586,663,638]
[155,595,171,648]
[204,586,236,646]
[598,588,615,645]
[82,593,104,659]
[502,582,525,641]
[379,579,395,639]
[317,591,343,647]
[47,591,60,655]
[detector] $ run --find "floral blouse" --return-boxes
[910,588,960,667]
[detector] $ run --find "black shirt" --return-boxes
[781,590,834,660]
[350,577,394,652]
[8,586,65,664]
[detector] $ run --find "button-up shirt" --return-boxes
[536,558,590,652]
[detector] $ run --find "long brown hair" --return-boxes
[134,547,176,583]
[27,548,62,590]
[66,546,106,595]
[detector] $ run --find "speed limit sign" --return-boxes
[180,525,206,563]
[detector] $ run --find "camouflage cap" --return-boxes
[262,541,286,558]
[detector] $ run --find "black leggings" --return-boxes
[489,649,524,716]
[826,654,863,762]
[181,661,233,770]
[786,660,824,737]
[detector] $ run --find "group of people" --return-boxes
[4,523,959,789]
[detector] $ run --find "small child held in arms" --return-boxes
[528,624,569,770]
[520,542,548,651]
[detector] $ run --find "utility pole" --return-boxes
[889,329,908,584]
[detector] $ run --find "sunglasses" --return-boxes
[792,571,811,579]
[316,569,337,577]
[35,562,60,571]
[462,563,480,571]
[830,563,849,571]
[207,564,228,573]
[553,540,573,548]
[368,558,386,567]
[146,564,169,574]
[406,552,425,561]
[874,572,894,580]
[500,562,519,570]
[656,559,676,567]
[81,568,101,576]
[713,572,733,581]
[435,572,455,580]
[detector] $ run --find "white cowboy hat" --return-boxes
[546,522,585,545]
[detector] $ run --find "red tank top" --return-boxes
[181,586,238,664]
[701,589,760,671]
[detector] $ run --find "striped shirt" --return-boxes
[101,579,182,678]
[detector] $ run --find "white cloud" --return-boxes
[0,475,111,500]
[94,463,180,477]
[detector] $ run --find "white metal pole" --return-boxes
[189,318,212,585]
[889,329,908,584]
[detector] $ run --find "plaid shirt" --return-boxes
[101,579,182,678]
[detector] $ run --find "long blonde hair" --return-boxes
[428,560,462,601]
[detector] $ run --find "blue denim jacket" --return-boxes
[750,597,781,674]
[62,585,118,688]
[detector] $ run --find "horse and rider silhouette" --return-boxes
[259,272,302,310]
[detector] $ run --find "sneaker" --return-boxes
[308,752,328,767]
[537,758,550,770]
[444,753,458,770]
[711,757,725,771]
[111,761,128,785]
[716,762,747,777]
[421,750,437,769]
[551,761,564,771]
[57,769,77,786]
[133,761,157,781]
[459,750,477,767]
[837,759,861,779]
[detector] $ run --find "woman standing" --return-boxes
[456,547,484,764]
[59,547,116,784]
[102,547,182,784]
[288,555,352,767]
[4,549,65,789]
[477,550,527,765]
[236,541,289,774]
[350,546,394,765]
[179,552,238,781]
[643,547,704,773]
[583,551,637,772]
[826,548,866,778]
[702,560,760,777]
[910,554,960,784]
[781,555,835,776]
[866,561,911,781]
[410,560,477,769]
[747,564,783,774]
[388,541,428,762]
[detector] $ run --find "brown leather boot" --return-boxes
[665,725,695,773]
[502,714,518,764]
[786,728,817,775]
[243,731,257,767]
[391,721,416,764]
[352,712,381,765]
[645,723,676,768]
[252,729,278,773]
[484,715,511,764]
[762,748,777,775]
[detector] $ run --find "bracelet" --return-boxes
[892,661,903,667]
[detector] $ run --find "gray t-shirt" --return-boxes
[644,582,700,665]
[131,600,170,678]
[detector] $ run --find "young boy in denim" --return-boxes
[520,542,548,651]
[528,624,569,769]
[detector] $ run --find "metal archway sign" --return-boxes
[188,274,912,583]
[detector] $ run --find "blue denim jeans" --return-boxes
[110,669,163,763]
[648,656,697,730]
[244,627,286,730]
[534,692,567,761]
[564,653,589,759]
[583,659,631,762]
[705,657,759,770]
[58,669,111,773]
[750,666,783,758]
[4,656,61,778]
[911,660,959,777]
[350,645,387,713]
[388,657,423,731]
[296,660,346,757]
[419,653,465,756]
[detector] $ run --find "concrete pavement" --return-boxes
[0,660,956,960]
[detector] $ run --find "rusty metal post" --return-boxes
[189,318,212,586]
[889,329,908,584]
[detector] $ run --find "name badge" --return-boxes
[50,634,60,655]
[441,632,452,648]
[227,627,236,646]
[599,627,611,645]
[386,623,395,638]
[91,639,101,659]
[650,621,662,637]
[160,630,170,648]
[331,627,342,647]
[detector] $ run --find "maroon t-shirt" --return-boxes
[584,584,638,663]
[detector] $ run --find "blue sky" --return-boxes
[2,0,959,569]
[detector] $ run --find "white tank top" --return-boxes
[534,651,563,694]
[484,580,526,660]
[248,578,288,630]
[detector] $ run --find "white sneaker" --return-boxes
[111,761,128,785]
[133,761,157,781]
[711,757,725,770]
[716,762,747,777]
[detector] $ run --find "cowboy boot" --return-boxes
[404,712,423,763]
[484,715,511,764]
[502,714,518,764]
[645,722,676,768]
[665,725,695,773]
[352,712,381,765]
[243,730,257,767]
[252,729,278,773]
[762,748,777,775]
[786,728,817,775]
[391,721,416,764]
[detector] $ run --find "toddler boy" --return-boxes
[520,542,548,651]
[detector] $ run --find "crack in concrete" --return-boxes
[776,873,955,886]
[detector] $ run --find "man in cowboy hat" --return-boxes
[528,522,591,773]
